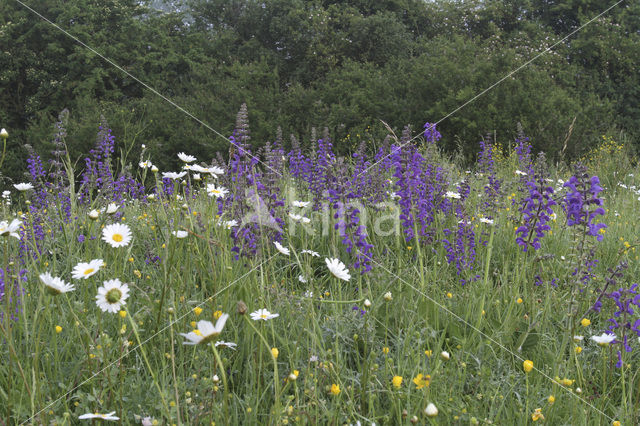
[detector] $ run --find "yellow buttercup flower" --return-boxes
[271,347,279,359]
[330,384,340,395]
[193,306,203,316]
[523,360,534,373]
[392,375,403,388]
[412,374,431,389]
[531,408,544,422]
[581,318,591,327]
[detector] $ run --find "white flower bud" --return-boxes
[424,402,438,417]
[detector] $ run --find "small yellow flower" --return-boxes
[548,395,555,405]
[412,374,431,389]
[330,383,341,395]
[119,310,127,318]
[382,347,390,355]
[271,347,279,359]
[213,310,223,319]
[55,325,62,333]
[392,375,403,388]
[288,370,299,381]
[523,360,534,373]
[613,421,621,426]
[575,346,583,354]
[581,318,591,327]
[424,350,432,357]
[446,292,453,299]
[193,306,203,316]
[190,321,196,328]
[531,408,544,422]
[516,298,523,304]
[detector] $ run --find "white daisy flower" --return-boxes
[105,203,119,215]
[189,164,209,173]
[39,272,75,295]
[250,309,280,321]
[102,223,132,248]
[178,152,197,163]
[141,417,154,426]
[222,220,238,229]
[292,200,310,208]
[79,412,119,421]
[180,315,229,345]
[591,332,616,346]
[172,230,189,239]
[206,166,224,177]
[162,171,187,180]
[72,259,104,280]
[573,335,584,342]
[139,160,153,169]
[14,183,34,191]
[479,217,494,225]
[445,191,461,199]
[288,213,311,223]
[0,219,22,238]
[95,279,130,313]
[215,341,238,350]
[515,170,527,176]
[325,258,351,282]
[88,209,100,220]
[193,173,201,181]
[274,241,290,255]
[301,249,320,257]
[207,184,229,198]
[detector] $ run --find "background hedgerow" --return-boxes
[1,110,640,424]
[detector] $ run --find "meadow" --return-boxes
[1,112,639,425]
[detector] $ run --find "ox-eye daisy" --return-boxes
[325,258,351,282]
[39,272,75,295]
[102,223,132,248]
[181,315,229,345]
[172,230,188,239]
[0,219,22,238]
[178,152,196,163]
[14,183,34,192]
[79,412,119,421]
[207,184,229,198]
[96,279,130,313]
[72,259,104,280]
[250,309,279,321]
[274,241,290,255]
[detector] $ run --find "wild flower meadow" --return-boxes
[1,108,640,425]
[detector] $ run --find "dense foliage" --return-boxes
[1,0,639,181]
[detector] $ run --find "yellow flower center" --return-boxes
[112,234,123,242]
[193,329,202,336]
[83,268,95,276]
[260,314,268,319]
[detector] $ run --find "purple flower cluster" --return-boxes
[563,165,606,240]
[604,283,640,368]
[515,153,556,251]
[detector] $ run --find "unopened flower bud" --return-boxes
[237,300,247,315]
[0,128,8,139]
